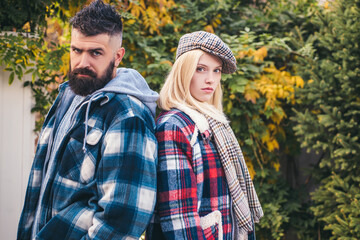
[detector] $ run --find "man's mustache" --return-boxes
[71,68,97,78]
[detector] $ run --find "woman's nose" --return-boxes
[205,73,215,84]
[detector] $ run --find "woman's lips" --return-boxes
[202,87,214,93]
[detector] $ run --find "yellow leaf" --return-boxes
[324,1,329,9]
[160,60,173,67]
[253,46,267,62]
[263,67,276,73]
[204,25,214,33]
[246,48,255,57]
[244,88,260,104]
[245,159,256,179]
[295,76,304,88]
[129,3,141,18]
[140,0,146,9]
[267,139,279,152]
[277,87,284,98]
[284,85,294,93]
[236,50,247,59]
[60,52,69,76]
[268,123,277,131]
[211,14,222,28]
[127,19,136,25]
[265,97,276,109]
[261,130,270,143]
[270,110,286,124]
[22,22,31,32]
[311,109,321,114]
[273,162,280,171]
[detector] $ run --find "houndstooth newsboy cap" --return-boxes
[176,31,237,74]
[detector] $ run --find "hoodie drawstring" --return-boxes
[82,95,96,153]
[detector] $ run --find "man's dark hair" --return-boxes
[70,0,123,37]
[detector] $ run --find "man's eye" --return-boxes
[92,51,101,56]
[73,48,81,53]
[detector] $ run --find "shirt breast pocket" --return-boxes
[59,124,103,184]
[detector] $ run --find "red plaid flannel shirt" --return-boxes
[146,109,233,239]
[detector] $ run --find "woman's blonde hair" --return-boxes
[158,49,227,122]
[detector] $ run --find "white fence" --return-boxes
[0,67,35,239]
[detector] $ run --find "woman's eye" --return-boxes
[197,67,205,72]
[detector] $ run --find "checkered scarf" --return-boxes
[205,115,263,235]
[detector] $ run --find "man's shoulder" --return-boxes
[106,93,155,128]
[113,93,151,114]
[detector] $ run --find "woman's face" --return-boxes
[190,52,222,103]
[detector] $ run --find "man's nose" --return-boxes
[77,54,91,68]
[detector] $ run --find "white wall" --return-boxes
[0,67,35,239]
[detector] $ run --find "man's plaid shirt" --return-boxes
[18,83,157,239]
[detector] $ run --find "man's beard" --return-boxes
[68,60,115,96]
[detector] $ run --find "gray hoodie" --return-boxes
[101,68,159,116]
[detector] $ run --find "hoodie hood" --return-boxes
[99,68,159,116]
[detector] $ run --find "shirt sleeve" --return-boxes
[156,121,206,240]
[86,116,157,239]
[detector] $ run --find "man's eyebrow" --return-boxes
[88,48,104,52]
[70,46,104,52]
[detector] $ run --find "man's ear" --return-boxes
[114,47,125,67]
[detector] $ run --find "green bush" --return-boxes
[292,0,360,238]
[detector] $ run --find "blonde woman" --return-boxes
[146,31,263,240]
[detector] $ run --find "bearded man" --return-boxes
[17,1,158,239]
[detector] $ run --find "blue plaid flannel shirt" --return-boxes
[18,83,158,239]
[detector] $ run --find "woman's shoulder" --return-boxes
[157,108,195,128]
[156,107,212,147]
[156,108,198,142]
